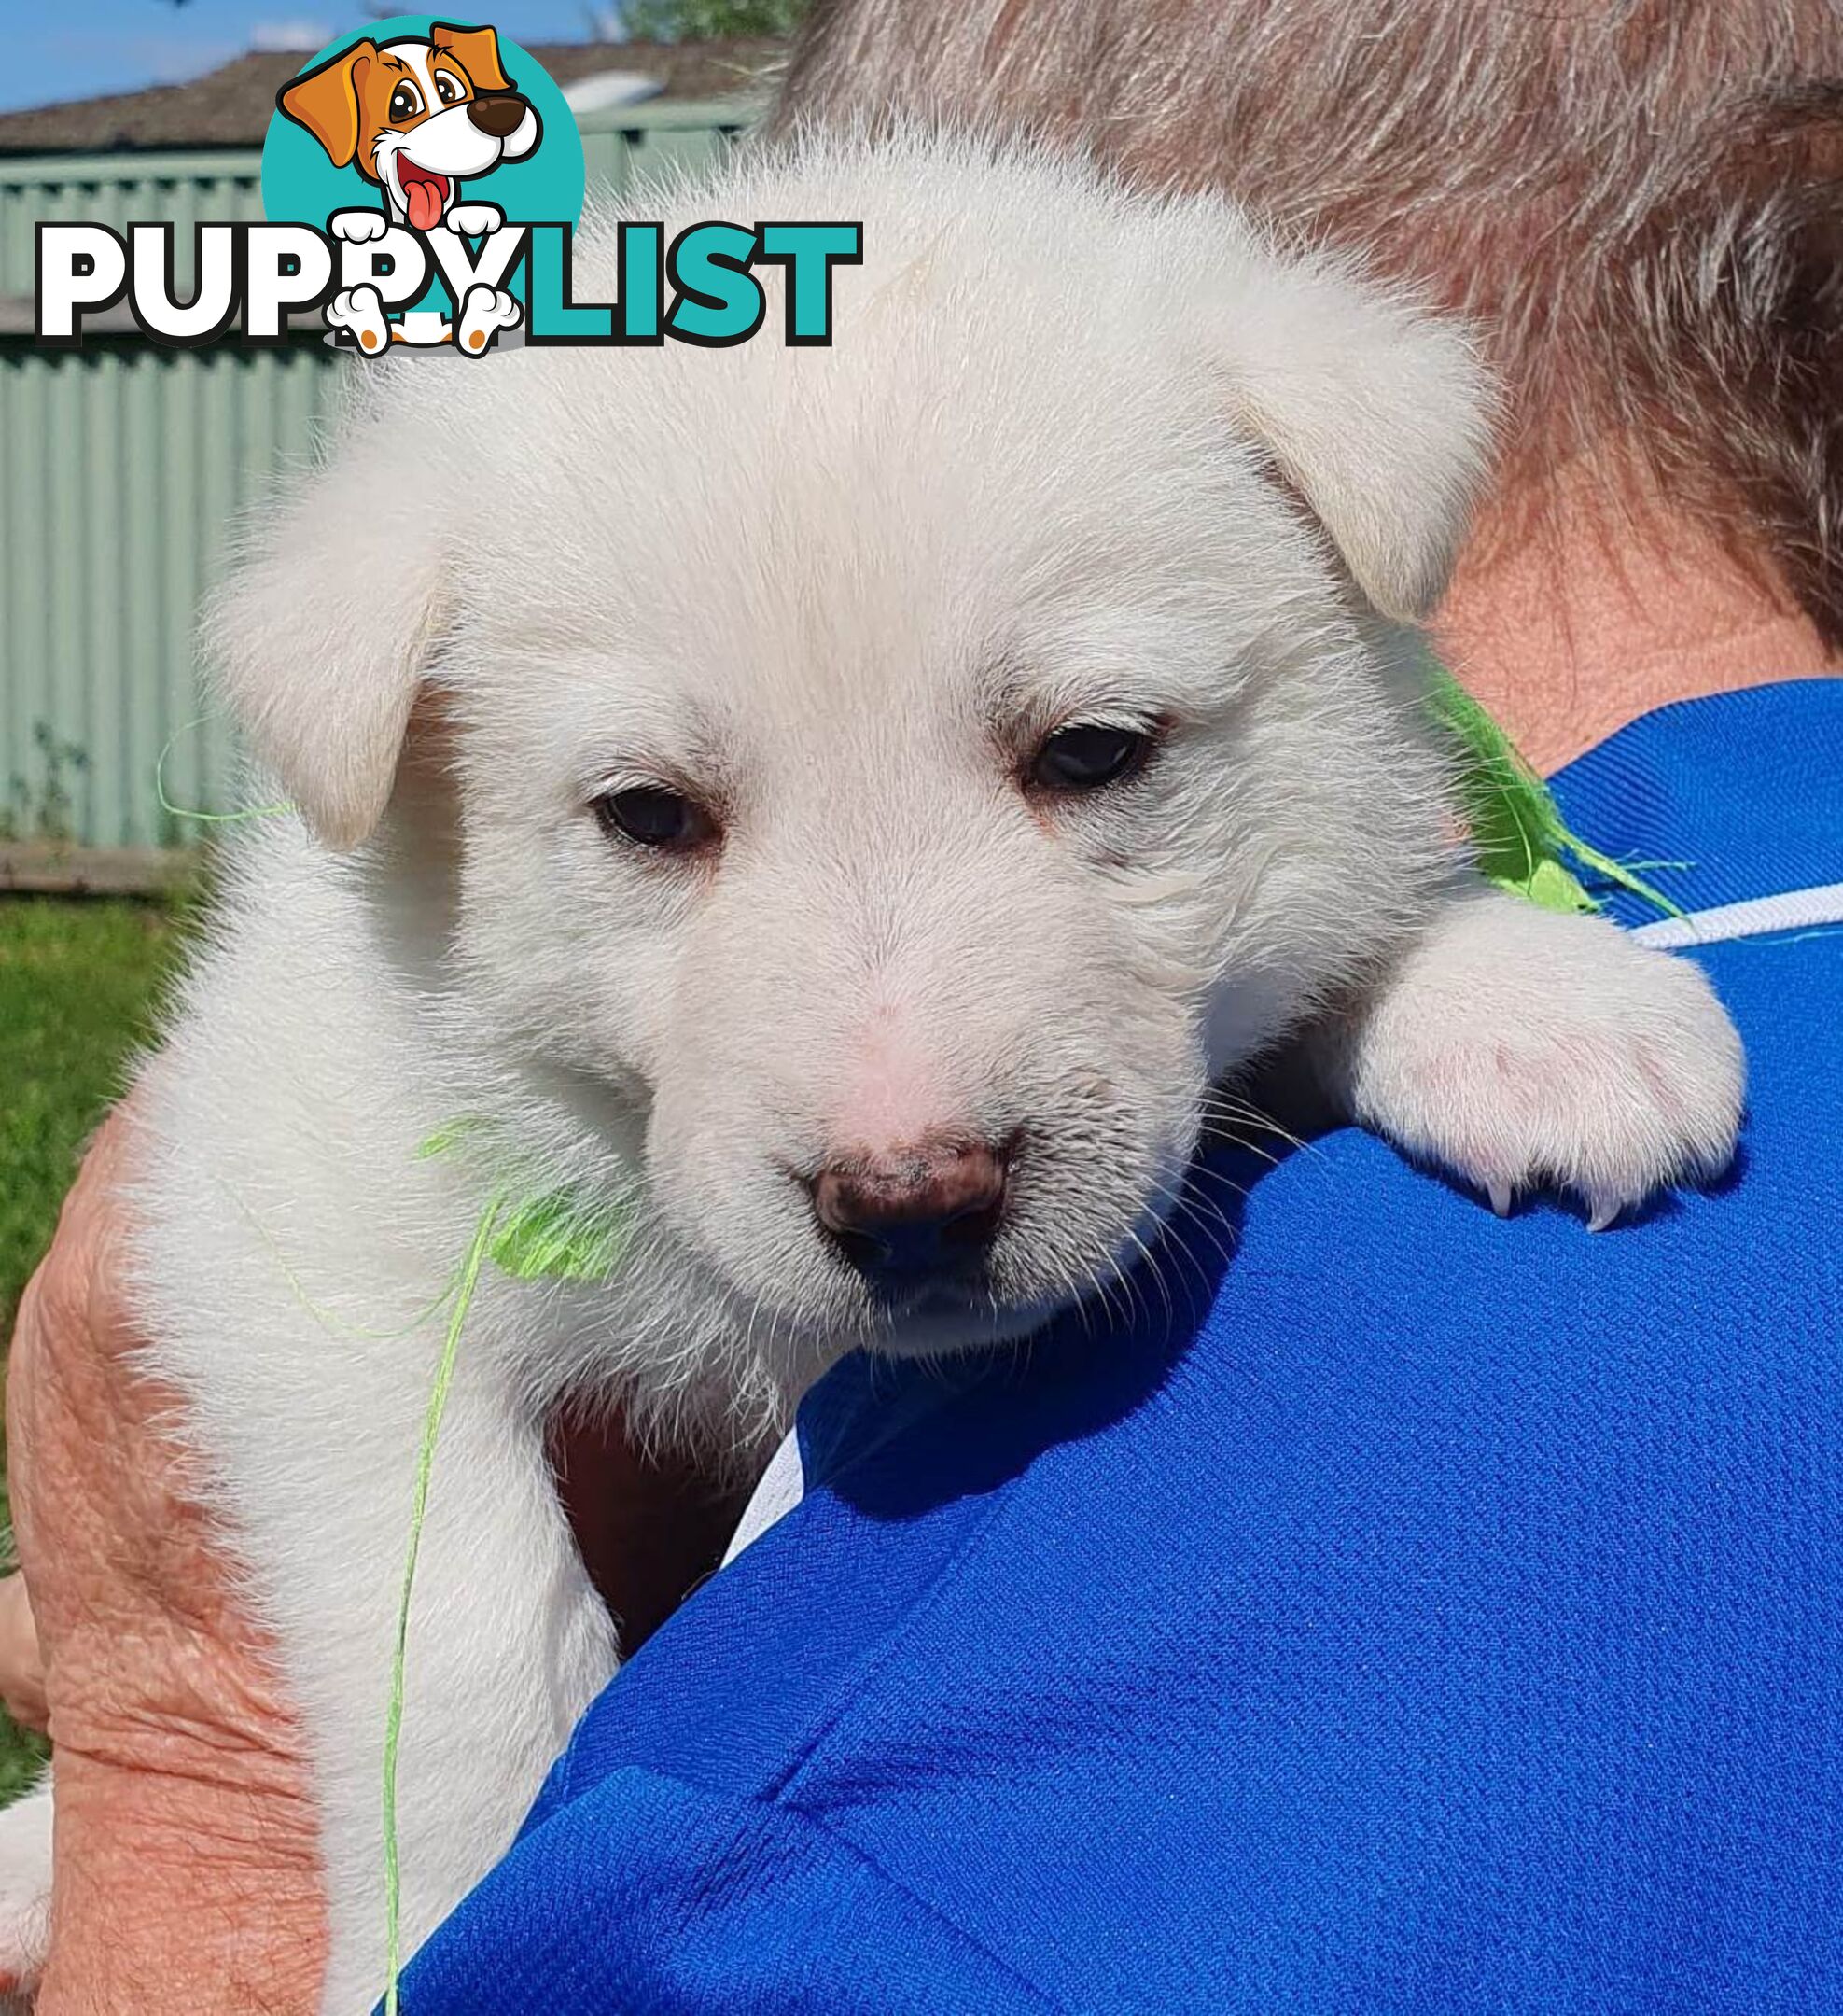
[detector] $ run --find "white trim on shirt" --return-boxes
[721,1429,807,1565]
[1633,881,1843,951]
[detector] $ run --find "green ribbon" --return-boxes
[1425,662,1682,919]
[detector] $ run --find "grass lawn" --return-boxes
[0,894,187,1798]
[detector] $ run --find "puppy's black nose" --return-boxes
[467,93,529,137]
[813,1141,1009,1282]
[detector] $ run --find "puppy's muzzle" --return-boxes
[468,93,532,139]
[811,1139,1011,1285]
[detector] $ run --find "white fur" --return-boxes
[0,1785,49,2007]
[445,202,506,237]
[1323,887,1744,1225]
[0,130,1740,2007]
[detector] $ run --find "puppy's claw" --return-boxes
[1337,893,1744,1231]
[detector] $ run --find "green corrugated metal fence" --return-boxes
[0,99,750,860]
[1,342,339,850]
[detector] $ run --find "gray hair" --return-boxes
[773,0,1843,646]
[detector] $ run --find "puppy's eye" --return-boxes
[1028,723,1152,794]
[592,786,715,853]
[434,71,463,105]
[388,82,424,122]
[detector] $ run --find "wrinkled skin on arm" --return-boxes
[7,1108,328,2012]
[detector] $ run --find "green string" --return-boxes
[381,1185,504,2016]
[154,717,293,826]
[487,1187,635,1281]
[378,1139,636,2010]
[229,1183,467,1347]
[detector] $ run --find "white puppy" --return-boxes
[0,130,1741,2009]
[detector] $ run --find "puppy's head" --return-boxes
[208,133,1490,1363]
[278,26,539,228]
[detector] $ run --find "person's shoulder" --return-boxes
[400,1763,1066,2014]
[411,682,1843,2015]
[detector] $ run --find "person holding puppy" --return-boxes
[5,0,1841,2008]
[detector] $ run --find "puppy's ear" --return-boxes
[277,41,376,171]
[1208,233,1496,622]
[204,427,448,851]
[430,21,512,93]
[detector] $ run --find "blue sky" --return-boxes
[7,4,636,114]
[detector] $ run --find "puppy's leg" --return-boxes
[1319,882,1744,1225]
[444,203,505,237]
[185,1345,619,2013]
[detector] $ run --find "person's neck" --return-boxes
[1431,455,1837,776]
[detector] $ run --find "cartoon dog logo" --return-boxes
[278,22,539,351]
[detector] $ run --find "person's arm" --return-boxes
[7,1108,326,2013]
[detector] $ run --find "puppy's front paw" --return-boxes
[445,202,505,236]
[1341,890,1744,1226]
[455,284,522,355]
[329,208,388,245]
[328,285,390,355]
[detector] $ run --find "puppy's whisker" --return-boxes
[1198,1088,1320,1163]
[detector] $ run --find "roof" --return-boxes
[0,40,779,155]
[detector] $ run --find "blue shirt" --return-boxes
[402,680,1843,2015]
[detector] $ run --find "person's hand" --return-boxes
[3,1103,749,2011]
[6,1105,328,2012]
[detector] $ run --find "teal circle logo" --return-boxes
[262,16,584,336]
